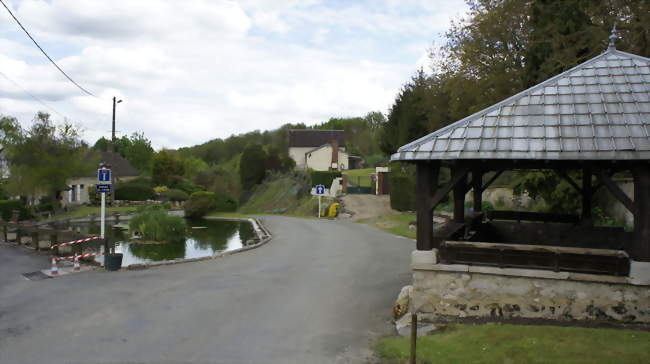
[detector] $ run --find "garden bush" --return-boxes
[389,175,415,211]
[128,204,186,242]
[162,188,189,202]
[0,200,30,221]
[184,191,216,218]
[310,171,342,187]
[115,184,155,201]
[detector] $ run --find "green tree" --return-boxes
[122,132,155,175]
[380,70,451,155]
[182,156,209,180]
[3,112,92,201]
[525,0,602,86]
[239,144,267,191]
[152,149,185,187]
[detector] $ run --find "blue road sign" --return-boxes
[96,184,112,193]
[97,168,111,183]
[315,185,325,195]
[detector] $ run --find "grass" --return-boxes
[375,323,650,364]
[40,205,138,222]
[343,168,374,187]
[359,213,416,239]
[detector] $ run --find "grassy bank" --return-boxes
[359,213,416,239]
[375,323,650,364]
[40,206,139,222]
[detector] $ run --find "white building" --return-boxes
[288,130,349,171]
[64,151,140,206]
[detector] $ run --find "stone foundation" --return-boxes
[411,251,650,323]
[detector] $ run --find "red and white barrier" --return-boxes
[55,251,105,261]
[73,256,80,272]
[50,236,100,249]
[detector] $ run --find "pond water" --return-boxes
[53,218,255,267]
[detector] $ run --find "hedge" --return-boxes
[115,184,155,201]
[310,171,342,187]
[214,192,238,212]
[0,200,30,221]
[162,188,189,202]
[389,175,416,211]
[184,191,216,218]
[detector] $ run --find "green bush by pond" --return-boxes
[184,191,216,218]
[162,188,189,202]
[128,205,186,242]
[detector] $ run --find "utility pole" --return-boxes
[111,97,122,202]
[112,97,118,152]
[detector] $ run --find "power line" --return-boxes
[0,70,67,119]
[0,0,97,98]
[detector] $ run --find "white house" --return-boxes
[288,130,349,171]
[64,151,140,206]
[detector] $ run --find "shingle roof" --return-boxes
[392,48,650,161]
[288,130,345,148]
[82,151,140,178]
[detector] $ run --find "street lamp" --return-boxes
[112,96,123,152]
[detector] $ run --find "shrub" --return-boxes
[184,191,216,218]
[115,184,155,201]
[129,204,186,242]
[214,192,238,212]
[389,175,415,211]
[173,178,203,194]
[0,200,30,221]
[162,201,173,210]
[162,188,189,202]
[153,186,169,194]
[240,144,268,191]
[310,171,342,187]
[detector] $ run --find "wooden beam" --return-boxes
[581,167,593,226]
[633,165,650,261]
[597,169,636,214]
[429,163,471,210]
[481,170,504,191]
[556,169,582,193]
[473,170,483,212]
[453,165,468,223]
[416,161,440,250]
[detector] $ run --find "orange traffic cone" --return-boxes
[50,257,58,276]
[73,256,80,272]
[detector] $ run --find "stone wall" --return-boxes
[412,269,650,323]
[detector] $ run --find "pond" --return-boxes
[53,218,256,267]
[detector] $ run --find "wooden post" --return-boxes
[453,165,467,223]
[50,234,58,251]
[31,231,39,250]
[410,313,417,364]
[15,226,22,245]
[3,223,7,242]
[582,168,593,226]
[472,170,483,213]
[633,164,650,262]
[416,161,440,250]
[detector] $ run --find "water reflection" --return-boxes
[52,218,254,266]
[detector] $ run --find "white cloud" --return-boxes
[0,0,468,149]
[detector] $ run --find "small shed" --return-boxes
[391,34,650,322]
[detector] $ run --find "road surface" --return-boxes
[0,215,413,364]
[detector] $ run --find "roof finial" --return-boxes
[608,23,618,50]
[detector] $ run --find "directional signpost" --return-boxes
[314,184,325,218]
[97,165,112,239]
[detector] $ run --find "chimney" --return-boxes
[330,138,339,170]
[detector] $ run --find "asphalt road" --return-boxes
[0,216,413,364]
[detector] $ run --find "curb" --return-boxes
[124,217,272,270]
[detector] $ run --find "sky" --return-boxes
[0,0,469,149]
